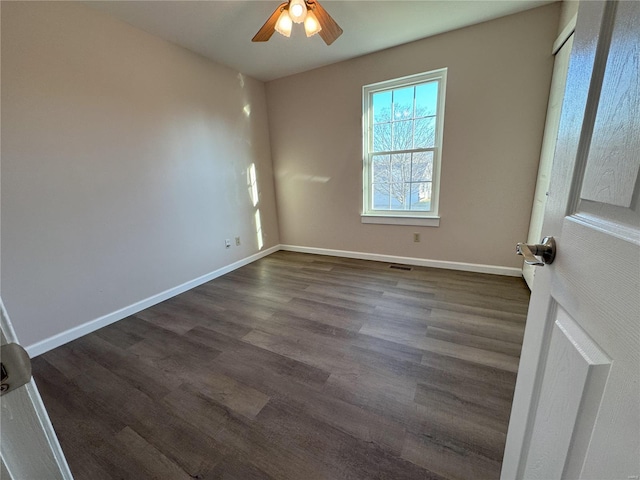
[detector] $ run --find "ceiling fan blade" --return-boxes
[252,2,288,42]
[308,0,343,45]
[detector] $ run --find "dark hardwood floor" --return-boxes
[32,251,530,479]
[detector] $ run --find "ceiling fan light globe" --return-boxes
[289,0,307,24]
[275,10,293,37]
[304,11,322,37]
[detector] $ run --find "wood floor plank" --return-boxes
[359,322,521,372]
[74,360,230,477]
[31,359,134,477]
[73,334,175,400]
[254,397,445,480]
[426,325,523,357]
[429,308,526,343]
[32,250,529,479]
[206,347,408,456]
[402,431,502,480]
[345,339,517,404]
[241,328,353,374]
[107,427,193,480]
[190,369,270,420]
[350,334,425,364]
[185,325,332,388]
[414,382,511,429]
[419,349,518,391]
[323,371,507,461]
[163,386,334,480]
[207,454,275,480]
[94,320,146,349]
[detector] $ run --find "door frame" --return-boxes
[0,299,73,479]
[523,14,577,289]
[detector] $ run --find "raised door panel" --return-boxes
[576,0,640,238]
[580,2,640,209]
[522,307,610,479]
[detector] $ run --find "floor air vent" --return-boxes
[389,264,412,271]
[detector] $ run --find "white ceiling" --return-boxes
[86,0,555,82]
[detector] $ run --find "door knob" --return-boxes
[0,343,32,396]
[516,236,556,266]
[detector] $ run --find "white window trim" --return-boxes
[361,215,440,227]
[361,68,447,227]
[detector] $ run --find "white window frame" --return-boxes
[362,68,447,227]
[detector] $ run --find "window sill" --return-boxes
[361,215,440,227]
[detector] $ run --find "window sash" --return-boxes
[367,151,438,213]
[369,147,436,156]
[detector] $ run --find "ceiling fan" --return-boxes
[252,0,343,45]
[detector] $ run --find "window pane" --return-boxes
[416,81,438,117]
[411,152,434,182]
[414,117,436,148]
[391,153,411,184]
[410,182,432,210]
[373,184,391,209]
[392,87,414,120]
[373,123,391,152]
[372,91,392,124]
[392,120,413,150]
[372,155,390,183]
[390,182,409,209]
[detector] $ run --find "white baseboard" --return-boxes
[25,245,280,357]
[279,244,522,277]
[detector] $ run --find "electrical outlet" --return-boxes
[413,233,420,243]
[225,239,231,248]
[235,236,241,246]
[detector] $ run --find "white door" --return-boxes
[502,1,640,479]
[0,299,72,479]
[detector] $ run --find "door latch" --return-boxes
[516,236,556,266]
[0,343,32,396]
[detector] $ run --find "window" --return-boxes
[362,68,447,226]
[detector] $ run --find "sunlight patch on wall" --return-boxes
[291,173,331,183]
[255,210,263,250]
[248,163,259,207]
[248,163,263,249]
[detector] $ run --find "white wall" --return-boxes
[1,2,279,349]
[266,4,560,269]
